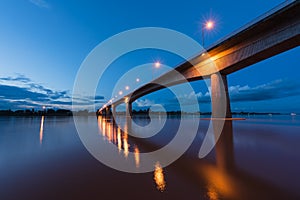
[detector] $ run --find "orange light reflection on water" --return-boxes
[154,162,166,192]
[107,123,112,142]
[102,119,106,137]
[134,146,140,168]
[123,137,129,158]
[39,116,44,144]
[117,127,122,153]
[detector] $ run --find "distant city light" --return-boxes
[118,91,123,95]
[125,86,130,90]
[136,78,140,82]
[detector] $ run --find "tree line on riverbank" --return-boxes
[0,108,284,116]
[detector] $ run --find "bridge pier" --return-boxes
[105,106,111,117]
[211,73,232,118]
[111,104,116,116]
[125,102,132,118]
[125,102,132,132]
[111,104,116,124]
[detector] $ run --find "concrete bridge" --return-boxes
[98,1,300,119]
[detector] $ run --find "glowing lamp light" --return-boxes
[125,86,130,90]
[118,91,123,95]
[124,97,129,103]
[205,20,214,30]
[154,61,161,68]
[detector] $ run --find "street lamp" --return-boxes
[155,61,161,68]
[42,106,46,115]
[202,20,214,46]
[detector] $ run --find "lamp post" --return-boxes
[202,20,214,46]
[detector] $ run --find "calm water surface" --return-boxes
[0,115,300,200]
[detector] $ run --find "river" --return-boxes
[0,115,299,199]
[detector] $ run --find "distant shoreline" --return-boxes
[0,109,93,116]
[0,109,296,117]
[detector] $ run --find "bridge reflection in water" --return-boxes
[97,115,166,190]
[96,114,298,199]
[97,115,166,192]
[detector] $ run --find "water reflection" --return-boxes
[203,120,236,199]
[39,116,44,144]
[123,135,129,158]
[117,127,122,153]
[153,162,166,192]
[97,116,133,160]
[95,115,298,198]
[207,185,219,200]
[214,120,234,170]
[134,146,140,168]
[98,116,168,191]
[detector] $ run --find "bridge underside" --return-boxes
[99,1,300,118]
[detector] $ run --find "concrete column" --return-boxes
[210,73,232,118]
[111,104,116,116]
[104,107,107,116]
[125,102,132,118]
[111,104,116,124]
[125,102,132,133]
[105,106,111,116]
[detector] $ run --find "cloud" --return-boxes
[168,79,300,106]
[29,0,50,9]
[134,99,155,107]
[229,79,300,102]
[0,75,104,110]
[0,75,31,83]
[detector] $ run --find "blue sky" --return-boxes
[0,0,299,113]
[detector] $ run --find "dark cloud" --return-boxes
[0,85,48,101]
[229,79,300,102]
[160,79,300,107]
[95,95,104,100]
[0,75,31,83]
[0,75,105,110]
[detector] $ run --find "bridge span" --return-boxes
[99,1,300,119]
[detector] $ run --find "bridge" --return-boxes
[98,1,300,119]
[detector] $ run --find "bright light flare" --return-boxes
[154,61,161,68]
[205,20,214,30]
